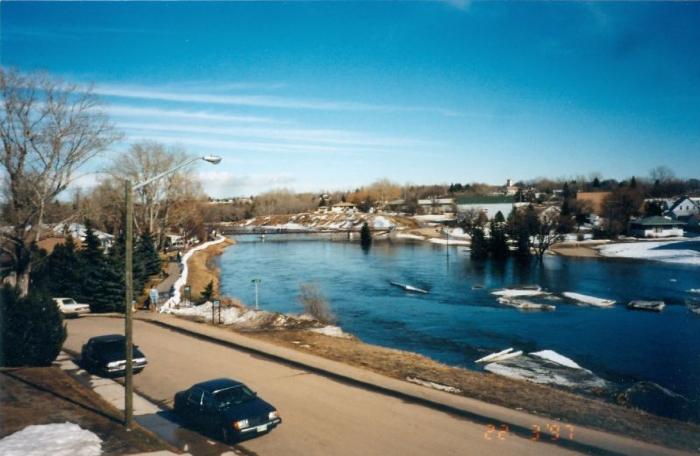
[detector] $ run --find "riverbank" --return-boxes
[157,305,700,452]
[165,238,700,452]
[183,237,236,299]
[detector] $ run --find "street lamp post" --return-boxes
[123,155,221,429]
[251,278,261,310]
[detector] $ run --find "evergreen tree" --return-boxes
[136,230,161,279]
[630,176,637,188]
[199,280,214,304]
[38,235,80,297]
[593,177,601,188]
[489,221,509,260]
[470,227,489,260]
[0,285,67,367]
[516,227,531,257]
[360,222,372,250]
[494,211,505,225]
[79,220,124,313]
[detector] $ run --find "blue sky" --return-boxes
[2,1,699,197]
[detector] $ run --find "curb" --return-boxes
[138,316,624,456]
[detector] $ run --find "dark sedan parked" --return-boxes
[174,378,281,443]
[80,334,147,376]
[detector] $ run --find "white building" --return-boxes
[628,216,685,238]
[456,195,515,219]
[666,196,700,220]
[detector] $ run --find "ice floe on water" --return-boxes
[481,350,608,392]
[530,350,582,369]
[0,423,101,456]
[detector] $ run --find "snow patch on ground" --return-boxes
[0,423,102,456]
[372,216,394,229]
[406,377,461,394]
[428,238,470,246]
[598,240,700,265]
[396,233,425,241]
[309,325,351,338]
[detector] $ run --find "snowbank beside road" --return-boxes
[598,239,700,265]
[0,423,102,456]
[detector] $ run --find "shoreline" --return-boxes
[174,237,700,452]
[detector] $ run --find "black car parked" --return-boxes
[174,378,281,443]
[80,334,147,376]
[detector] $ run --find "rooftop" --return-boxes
[456,195,515,205]
[630,216,685,226]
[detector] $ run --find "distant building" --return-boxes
[417,198,455,215]
[331,202,357,213]
[52,223,113,249]
[666,196,700,221]
[576,191,611,216]
[628,216,685,238]
[384,199,407,212]
[456,195,515,219]
[504,179,519,196]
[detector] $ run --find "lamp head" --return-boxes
[202,155,222,164]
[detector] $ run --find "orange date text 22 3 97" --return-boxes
[483,423,575,442]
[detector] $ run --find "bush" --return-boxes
[0,285,67,367]
[298,283,335,324]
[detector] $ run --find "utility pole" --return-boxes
[251,278,261,310]
[124,179,134,429]
[123,155,221,430]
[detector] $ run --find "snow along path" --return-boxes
[598,239,700,265]
[0,423,102,456]
[160,236,227,311]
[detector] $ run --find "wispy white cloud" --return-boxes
[94,84,463,117]
[117,121,437,149]
[107,105,283,125]
[126,134,372,156]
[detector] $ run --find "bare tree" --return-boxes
[298,283,335,324]
[532,212,564,261]
[0,68,119,295]
[106,141,203,248]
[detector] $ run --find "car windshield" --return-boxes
[62,299,77,305]
[213,385,255,408]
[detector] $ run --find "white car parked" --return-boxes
[52,297,91,317]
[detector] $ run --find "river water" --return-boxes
[220,234,700,418]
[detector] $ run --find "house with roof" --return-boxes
[331,202,357,214]
[456,195,515,219]
[628,216,685,238]
[417,198,455,215]
[666,196,700,221]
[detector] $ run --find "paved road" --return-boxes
[64,317,578,456]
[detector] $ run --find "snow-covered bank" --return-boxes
[598,239,700,265]
[168,300,350,337]
[160,236,228,311]
[0,423,102,456]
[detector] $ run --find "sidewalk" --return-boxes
[56,352,240,456]
[136,312,692,456]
